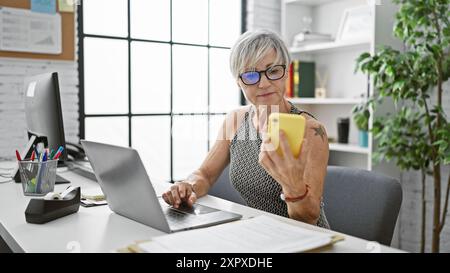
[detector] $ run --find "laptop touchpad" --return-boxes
[172,203,217,215]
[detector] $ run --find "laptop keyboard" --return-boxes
[166,209,198,229]
[166,209,188,222]
[159,198,227,230]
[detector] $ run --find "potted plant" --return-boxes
[352,99,370,148]
[355,0,450,252]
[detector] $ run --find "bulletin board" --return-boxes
[0,0,75,61]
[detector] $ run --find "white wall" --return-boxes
[247,0,281,33]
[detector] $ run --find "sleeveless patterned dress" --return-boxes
[229,102,330,229]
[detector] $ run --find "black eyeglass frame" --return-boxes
[239,64,287,86]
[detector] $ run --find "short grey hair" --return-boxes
[230,29,291,79]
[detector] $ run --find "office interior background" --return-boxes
[0,0,449,253]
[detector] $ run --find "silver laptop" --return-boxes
[80,140,242,233]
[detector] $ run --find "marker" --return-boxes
[49,149,55,159]
[42,150,48,162]
[15,150,22,161]
[53,146,64,160]
[36,150,47,194]
[30,150,36,161]
[52,146,63,159]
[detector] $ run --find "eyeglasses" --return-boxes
[239,65,286,85]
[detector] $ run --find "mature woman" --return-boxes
[163,29,330,228]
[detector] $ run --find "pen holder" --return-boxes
[25,187,81,224]
[18,160,58,196]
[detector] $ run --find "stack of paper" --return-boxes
[81,187,107,207]
[81,187,105,200]
[135,215,342,253]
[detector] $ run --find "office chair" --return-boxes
[209,165,247,206]
[210,165,402,246]
[322,166,402,246]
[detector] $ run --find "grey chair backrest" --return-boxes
[323,166,402,246]
[208,165,247,206]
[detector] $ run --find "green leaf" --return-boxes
[357,52,371,63]
[386,66,395,77]
[443,26,450,37]
[393,80,405,91]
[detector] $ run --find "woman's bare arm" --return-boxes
[189,107,249,197]
[163,107,249,207]
[285,117,329,224]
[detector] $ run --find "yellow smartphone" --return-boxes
[268,113,306,158]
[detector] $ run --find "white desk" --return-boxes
[0,161,403,253]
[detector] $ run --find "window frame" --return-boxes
[77,0,247,181]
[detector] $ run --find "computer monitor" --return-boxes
[14,72,95,183]
[23,72,67,162]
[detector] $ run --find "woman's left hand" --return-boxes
[258,130,310,196]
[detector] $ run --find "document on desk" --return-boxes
[80,187,107,207]
[138,215,338,253]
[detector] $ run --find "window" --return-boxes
[79,0,244,183]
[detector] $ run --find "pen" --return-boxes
[30,150,36,161]
[15,150,22,161]
[36,150,47,193]
[36,142,44,160]
[39,150,44,162]
[49,149,55,159]
[53,146,64,160]
[43,150,47,162]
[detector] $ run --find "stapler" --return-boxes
[25,187,81,224]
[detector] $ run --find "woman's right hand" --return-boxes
[162,181,197,208]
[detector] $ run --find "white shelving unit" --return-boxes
[282,0,402,174]
[288,97,364,105]
[285,0,336,5]
[329,143,369,154]
[289,39,370,54]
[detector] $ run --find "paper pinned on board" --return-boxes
[31,0,57,14]
[138,215,341,253]
[58,0,76,13]
[0,7,62,54]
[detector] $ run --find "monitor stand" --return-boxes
[62,160,97,182]
[55,160,71,184]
